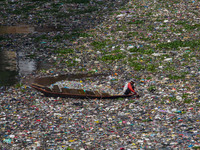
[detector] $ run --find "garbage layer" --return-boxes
[0,0,200,149]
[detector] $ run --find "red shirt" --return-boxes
[128,82,136,94]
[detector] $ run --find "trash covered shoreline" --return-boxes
[0,0,200,149]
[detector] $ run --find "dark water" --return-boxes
[0,70,18,86]
[0,0,129,87]
[0,51,18,86]
[0,50,51,86]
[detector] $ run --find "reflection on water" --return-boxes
[0,25,34,34]
[0,50,50,86]
[0,51,18,86]
[0,25,56,87]
[0,25,60,34]
[18,52,37,75]
[18,60,36,75]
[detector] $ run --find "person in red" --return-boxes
[123,80,140,98]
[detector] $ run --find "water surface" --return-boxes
[0,50,51,86]
[0,25,57,87]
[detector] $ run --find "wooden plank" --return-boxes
[78,89,85,95]
[85,90,95,95]
[32,83,46,88]
[69,89,80,94]
[52,85,61,93]
[44,87,52,92]
[61,88,71,93]
[61,88,84,95]
[94,91,101,96]
[101,93,110,97]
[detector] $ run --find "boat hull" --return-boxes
[31,84,134,99]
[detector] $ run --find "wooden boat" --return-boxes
[31,83,134,99]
